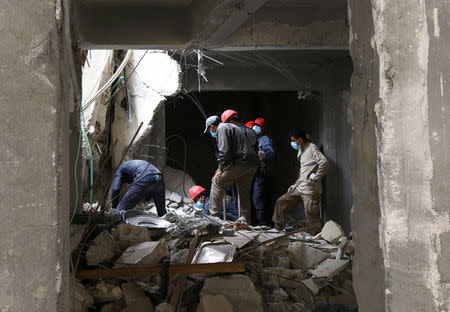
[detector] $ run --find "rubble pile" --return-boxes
[71,194,357,312]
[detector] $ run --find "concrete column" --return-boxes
[0,1,73,311]
[349,0,450,310]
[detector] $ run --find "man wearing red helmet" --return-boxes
[252,117,276,225]
[188,185,238,221]
[204,110,259,222]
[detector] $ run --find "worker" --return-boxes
[189,185,238,221]
[245,120,255,128]
[272,129,328,232]
[252,118,275,225]
[204,114,259,222]
[110,160,167,216]
[222,109,257,148]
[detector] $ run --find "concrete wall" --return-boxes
[348,0,450,310]
[111,50,181,170]
[0,0,73,310]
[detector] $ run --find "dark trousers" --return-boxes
[118,173,166,216]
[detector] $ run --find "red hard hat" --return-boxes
[189,185,206,200]
[245,121,255,128]
[254,118,267,127]
[221,110,238,123]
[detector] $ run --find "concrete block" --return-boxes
[199,274,263,312]
[100,302,123,312]
[116,239,168,267]
[113,223,150,250]
[70,224,86,253]
[71,279,94,311]
[287,242,328,269]
[321,221,345,243]
[121,282,149,306]
[196,294,233,312]
[170,249,189,265]
[120,298,154,312]
[91,281,123,303]
[86,230,120,266]
[261,267,306,289]
[264,288,289,302]
[155,302,174,312]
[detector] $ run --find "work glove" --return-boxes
[309,173,319,182]
[258,150,266,160]
[288,185,297,193]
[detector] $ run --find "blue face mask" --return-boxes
[253,125,262,135]
[210,131,217,138]
[195,201,204,209]
[291,141,300,151]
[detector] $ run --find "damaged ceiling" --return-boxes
[73,0,349,49]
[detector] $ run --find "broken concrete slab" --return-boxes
[261,267,306,289]
[121,282,149,306]
[199,274,263,312]
[112,223,150,250]
[115,239,168,267]
[120,298,154,312]
[309,259,349,278]
[100,302,123,312]
[86,230,120,266]
[196,294,233,312]
[170,249,189,265]
[264,288,289,302]
[300,277,323,295]
[91,281,123,303]
[320,221,345,243]
[155,302,174,312]
[71,278,94,311]
[287,242,328,270]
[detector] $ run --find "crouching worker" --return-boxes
[272,129,328,232]
[111,160,167,216]
[189,185,238,221]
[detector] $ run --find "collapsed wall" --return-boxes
[81,50,181,202]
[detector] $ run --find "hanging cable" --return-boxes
[82,50,132,111]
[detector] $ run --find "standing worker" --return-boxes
[252,118,275,225]
[222,109,257,148]
[110,160,167,216]
[204,114,258,222]
[189,185,238,221]
[272,129,327,232]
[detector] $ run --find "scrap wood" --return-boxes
[75,262,245,280]
[169,231,199,307]
[225,222,249,230]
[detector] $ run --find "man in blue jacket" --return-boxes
[189,185,238,221]
[111,160,166,216]
[252,118,275,225]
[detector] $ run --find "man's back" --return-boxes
[216,123,259,169]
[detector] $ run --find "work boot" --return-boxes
[274,223,284,231]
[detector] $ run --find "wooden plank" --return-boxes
[169,232,199,307]
[309,259,349,278]
[75,262,245,280]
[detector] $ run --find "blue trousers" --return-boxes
[252,171,269,225]
[117,173,166,216]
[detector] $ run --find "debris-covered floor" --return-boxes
[71,189,356,312]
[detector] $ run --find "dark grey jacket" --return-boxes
[216,123,259,169]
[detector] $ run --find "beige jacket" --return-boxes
[292,142,328,196]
